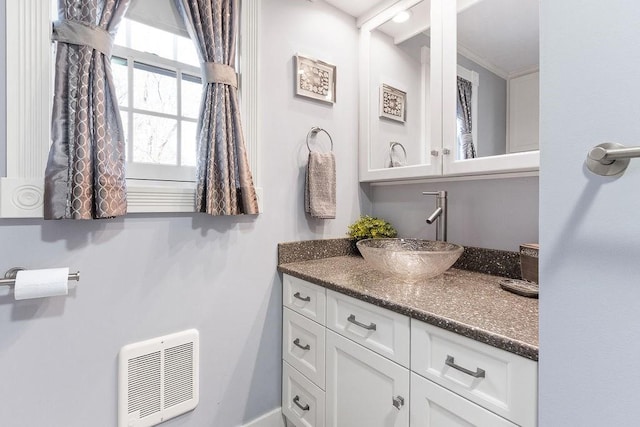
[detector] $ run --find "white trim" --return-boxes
[369,170,539,186]
[457,44,508,79]
[239,408,286,427]
[0,0,261,217]
[241,0,261,189]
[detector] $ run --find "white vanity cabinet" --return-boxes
[281,274,538,427]
[326,330,410,427]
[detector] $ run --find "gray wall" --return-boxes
[371,177,538,252]
[0,1,367,426]
[539,0,640,425]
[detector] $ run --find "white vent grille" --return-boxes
[118,330,199,427]
[164,343,193,408]
[128,351,162,417]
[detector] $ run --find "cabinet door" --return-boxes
[410,373,517,427]
[326,330,409,427]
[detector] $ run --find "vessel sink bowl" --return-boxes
[356,238,464,280]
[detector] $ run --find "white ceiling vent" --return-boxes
[118,329,199,427]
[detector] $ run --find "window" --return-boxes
[0,0,259,217]
[112,18,202,182]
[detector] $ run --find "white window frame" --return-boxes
[112,44,201,182]
[0,0,261,217]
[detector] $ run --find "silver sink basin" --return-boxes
[356,238,464,280]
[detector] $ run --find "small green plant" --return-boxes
[347,215,397,241]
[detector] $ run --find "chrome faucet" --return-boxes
[423,191,448,241]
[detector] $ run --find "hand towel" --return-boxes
[305,152,336,219]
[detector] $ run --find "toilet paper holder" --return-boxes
[0,267,80,287]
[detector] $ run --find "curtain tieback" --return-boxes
[52,20,114,57]
[202,62,238,88]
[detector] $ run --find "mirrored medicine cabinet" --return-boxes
[359,0,540,182]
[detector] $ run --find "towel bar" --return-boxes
[306,127,333,153]
[0,267,80,287]
[586,142,640,176]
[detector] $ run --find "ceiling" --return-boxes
[324,0,539,77]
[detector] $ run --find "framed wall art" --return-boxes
[379,84,406,123]
[294,54,336,104]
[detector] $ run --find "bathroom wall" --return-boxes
[371,177,539,251]
[0,1,365,426]
[539,0,640,425]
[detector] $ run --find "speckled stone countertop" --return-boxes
[277,240,538,361]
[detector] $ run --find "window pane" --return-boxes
[181,121,198,167]
[111,57,128,107]
[132,114,177,165]
[181,76,202,119]
[133,63,177,114]
[176,36,200,67]
[129,20,174,59]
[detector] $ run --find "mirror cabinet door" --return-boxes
[359,0,443,182]
[441,0,540,175]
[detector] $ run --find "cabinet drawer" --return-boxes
[283,307,326,389]
[283,275,326,325]
[411,320,537,427]
[410,373,517,427]
[326,290,410,367]
[283,361,325,427]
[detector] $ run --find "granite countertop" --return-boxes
[277,239,539,361]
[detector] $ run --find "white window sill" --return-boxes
[0,177,263,218]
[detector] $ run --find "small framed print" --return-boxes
[295,55,337,104]
[379,84,406,123]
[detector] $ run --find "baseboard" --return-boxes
[241,408,286,427]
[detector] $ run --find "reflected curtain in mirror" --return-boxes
[456,76,476,160]
[45,0,130,219]
[176,0,258,215]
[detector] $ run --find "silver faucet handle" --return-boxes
[422,191,447,197]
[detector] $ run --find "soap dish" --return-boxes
[499,279,539,298]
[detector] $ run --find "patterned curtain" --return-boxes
[176,0,259,215]
[45,0,130,219]
[456,76,477,160]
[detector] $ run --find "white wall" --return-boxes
[371,177,539,251]
[0,1,366,426]
[539,0,640,425]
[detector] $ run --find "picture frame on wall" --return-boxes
[294,54,337,104]
[379,84,406,123]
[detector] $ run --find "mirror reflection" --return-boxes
[455,0,539,160]
[369,1,432,170]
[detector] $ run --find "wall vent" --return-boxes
[118,329,199,427]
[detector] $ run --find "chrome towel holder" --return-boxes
[306,127,333,153]
[586,142,640,176]
[0,267,80,287]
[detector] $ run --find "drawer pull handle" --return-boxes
[445,355,486,378]
[392,395,405,410]
[293,395,310,411]
[293,292,311,302]
[347,314,377,331]
[293,338,311,351]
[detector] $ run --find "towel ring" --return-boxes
[306,127,334,153]
[389,142,407,167]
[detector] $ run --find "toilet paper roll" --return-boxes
[14,268,70,300]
